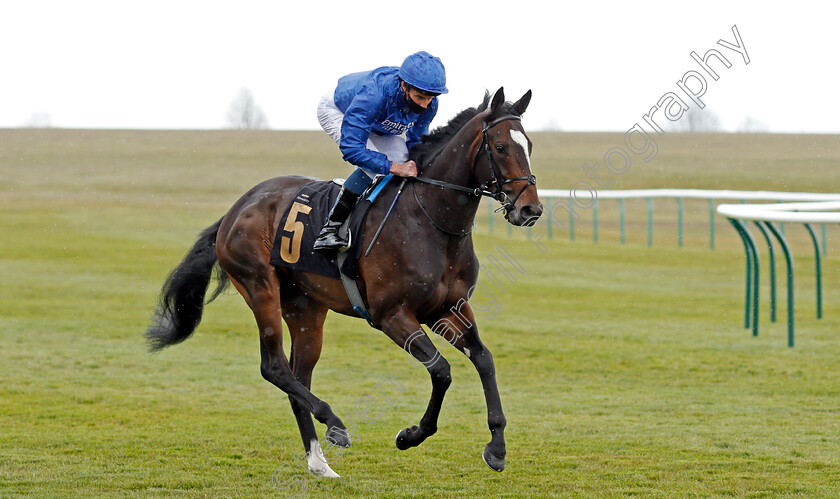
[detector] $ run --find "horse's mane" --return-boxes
[409,91,521,170]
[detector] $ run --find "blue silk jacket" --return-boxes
[333,66,438,174]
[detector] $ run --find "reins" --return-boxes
[412,181,473,237]
[412,175,491,198]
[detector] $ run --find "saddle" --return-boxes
[269,175,394,281]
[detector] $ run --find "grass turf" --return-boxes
[1,129,839,497]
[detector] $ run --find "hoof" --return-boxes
[325,426,351,448]
[482,444,505,472]
[395,425,424,450]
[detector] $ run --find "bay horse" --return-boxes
[145,87,542,477]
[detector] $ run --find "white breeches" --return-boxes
[317,94,408,178]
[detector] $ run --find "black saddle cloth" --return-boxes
[269,180,377,280]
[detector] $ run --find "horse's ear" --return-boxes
[489,87,505,114]
[478,89,491,112]
[513,90,532,115]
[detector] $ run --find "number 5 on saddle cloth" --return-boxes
[269,175,397,323]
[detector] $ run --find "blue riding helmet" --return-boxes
[399,51,448,95]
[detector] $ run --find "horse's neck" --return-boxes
[415,124,483,233]
[422,123,481,189]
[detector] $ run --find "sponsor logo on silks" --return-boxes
[380,120,414,134]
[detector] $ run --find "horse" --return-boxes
[145,87,542,478]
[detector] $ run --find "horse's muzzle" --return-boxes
[506,203,543,226]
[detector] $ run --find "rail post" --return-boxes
[766,222,794,347]
[677,197,684,247]
[803,224,823,319]
[753,221,777,323]
[709,198,716,250]
[729,218,760,336]
[619,198,626,244]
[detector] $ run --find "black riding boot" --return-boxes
[313,187,359,251]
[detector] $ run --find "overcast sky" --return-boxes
[1,1,835,133]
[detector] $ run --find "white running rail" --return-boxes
[539,188,840,202]
[717,200,840,223]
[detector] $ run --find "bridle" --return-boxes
[476,115,537,214]
[413,114,537,222]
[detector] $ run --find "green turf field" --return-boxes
[2,129,839,497]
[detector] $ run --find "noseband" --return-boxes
[413,114,537,216]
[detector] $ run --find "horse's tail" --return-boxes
[145,217,229,353]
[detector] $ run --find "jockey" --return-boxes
[313,51,447,251]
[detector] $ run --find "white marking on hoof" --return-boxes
[307,439,340,478]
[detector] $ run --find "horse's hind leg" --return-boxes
[225,267,351,449]
[281,286,339,478]
[378,308,451,450]
[433,303,507,472]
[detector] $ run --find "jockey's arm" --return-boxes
[338,88,392,176]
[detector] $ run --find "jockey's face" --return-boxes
[401,82,435,110]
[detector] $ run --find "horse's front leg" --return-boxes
[434,302,507,472]
[378,307,451,450]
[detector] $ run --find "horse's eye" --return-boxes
[495,144,505,153]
